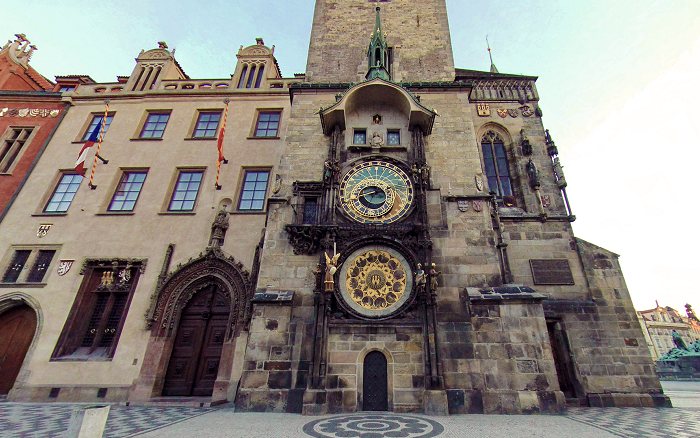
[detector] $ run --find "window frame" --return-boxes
[137,110,171,140]
[42,171,83,214]
[105,169,148,214]
[251,110,282,139]
[190,110,222,139]
[162,167,206,214]
[78,113,115,143]
[480,130,514,198]
[0,245,60,287]
[0,126,37,174]
[236,168,272,213]
[51,259,144,361]
[353,129,367,145]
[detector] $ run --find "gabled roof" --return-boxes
[455,68,537,81]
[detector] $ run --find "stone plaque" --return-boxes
[530,259,575,285]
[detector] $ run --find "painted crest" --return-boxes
[29,109,39,117]
[475,175,484,192]
[56,260,74,276]
[118,268,131,284]
[472,200,483,212]
[458,200,469,212]
[36,223,52,238]
[497,109,508,118]
[476,103,491,117]
[520,105,534,117]
[18,108,29,117]
[541,195,551,208]
[49,109,60,117]
[0,108,7,117]
[507,109,519,118]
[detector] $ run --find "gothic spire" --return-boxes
[366,6,391,80]
[486,36,499,73]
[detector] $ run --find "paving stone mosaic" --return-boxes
[566,407,700,438]
[303,414,445,438]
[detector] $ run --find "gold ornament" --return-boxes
[344,250,407,310]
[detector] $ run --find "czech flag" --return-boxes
[75,124,100,176]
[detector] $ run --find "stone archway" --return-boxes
[130,249,251,402]
[0,293,42,399]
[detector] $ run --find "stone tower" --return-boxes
[305,0,455,83]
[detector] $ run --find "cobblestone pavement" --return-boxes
[1,404,699,438]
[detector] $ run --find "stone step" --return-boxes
[124,397,228,408]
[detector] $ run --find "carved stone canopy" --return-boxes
[319,78,436,136]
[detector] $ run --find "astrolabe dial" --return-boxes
[338,247,415,318]
[339,160,414,224]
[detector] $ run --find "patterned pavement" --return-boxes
[0,404,698,438]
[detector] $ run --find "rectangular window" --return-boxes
[82,115,113,141]
[108,172,147,212]
[44,173,82,213]
[140,113,170,139]
[387,130,400,145]
[168,171,203,212]
[2,250,32,283]
[254,112,280,138]
[302,198,318,224]
[353,129,367,145]
[59,86,75,92]
[238,170,269,211]
[1,127,33,173]
[26,250,56,283]
[51,259,143,360]
[193,112,221,138]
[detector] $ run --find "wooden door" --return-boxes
[162,285,229,396]
[0,305,37,394]
[363,351,388,411]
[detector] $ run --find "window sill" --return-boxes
[158,211,196,215]
[231,210,267,215]
[184,137,217,141]
[246,136,280,140]
[0,282,46,288]
[95,211,136,216]
[0,173,14,176]
[32,212,68,217]
[130,137,163,141]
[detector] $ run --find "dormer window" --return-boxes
[237,63,265,89]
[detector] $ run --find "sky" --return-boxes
[3,0,700,314]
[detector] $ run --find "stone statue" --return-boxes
[370,132,384,147]
[324,252,340,292]
[429,263,441,293]
[209,207,230,247]
[672,330,688,350]
[414,263,426,295]
[312,263,323,290]
[526,158,540,190]
[552,157,567,188]
[520,128,532,155]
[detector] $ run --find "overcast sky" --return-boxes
[3,0,699,314]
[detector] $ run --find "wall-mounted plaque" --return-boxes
[530,259,575,285]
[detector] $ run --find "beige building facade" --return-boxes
[0,0,669,413]
[637,303,700,361]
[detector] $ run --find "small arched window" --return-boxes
[481,131,513,197]
[246,65,257,88]
[237,65,248,88]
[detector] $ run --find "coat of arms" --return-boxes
[36,224,52,238]
[541,195,551,208]
[476,103,491,117]
[507,109,519,118]
[475,175,484,192]
[497,109,508,118]
[472,200,483,212]
[56,260,74,276]
[458,200,469,212]
[520,105,534,117]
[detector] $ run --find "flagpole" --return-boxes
[89,100,110,190]
[215,98,229,190]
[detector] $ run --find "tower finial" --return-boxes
[366,5,391,80]
[486,35,499,73]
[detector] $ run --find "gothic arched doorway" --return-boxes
[162,284,230,396]
[363,351,388,411]
[0,305,37,395]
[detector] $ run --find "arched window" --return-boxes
[237,65,248,88]
[246,65,257,88]
[481,131,513,197]
[254,65,265,88]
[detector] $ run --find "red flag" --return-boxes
[75,124,100,176]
